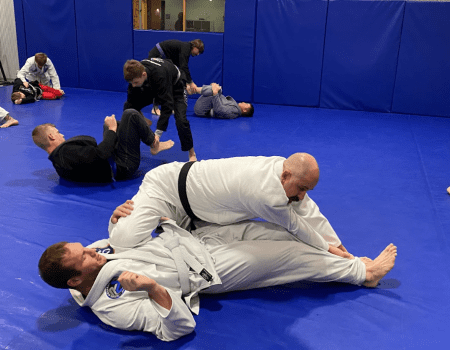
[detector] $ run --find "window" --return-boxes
[133,0,225,33]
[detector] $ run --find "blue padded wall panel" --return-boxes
[133,31,223,88]
[254,0,328,107]
[13,0,27,66]
[75,0,133,92]
[320,0,405,112]
[392,2,450,118]
[21,0,79,88]
[222,0,257,102]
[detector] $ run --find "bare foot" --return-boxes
[151,140,174,155]
[363,243,397,288]
[359,257,373,264]
[0,116,19,128]
[152,106,161,116]
[188,148,197,162]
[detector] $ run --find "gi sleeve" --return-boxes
[249,192,330,251]
[211,94,240,119]
[178,46,192,84]
[290,194,342,247]
[17,57,33,82]
[46,59,61,89]
[97,289,196,342]
[200,85,213,97]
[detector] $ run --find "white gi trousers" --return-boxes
[193,220,366,294]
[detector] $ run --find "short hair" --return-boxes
[190,39,204,54]
[11,92,22,102]
[32,123,55,151]
[242,103,255,117]
[35,53,48,67]
[123,59,145,82]
[38,242,81,289]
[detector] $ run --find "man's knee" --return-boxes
[122,108,142,121]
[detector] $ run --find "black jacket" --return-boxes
[125,58,181,121]
[148,39,193,85]
[48,132,117,183]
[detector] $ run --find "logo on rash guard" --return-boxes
[106,278,125,299]
[96,245,113,254]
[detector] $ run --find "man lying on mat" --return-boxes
[38,201,397,342]
[192,83,254,119]
[31,109,173,183]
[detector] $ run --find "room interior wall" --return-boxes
[12,0,450,118]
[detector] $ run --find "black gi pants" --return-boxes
[111,109,155,180]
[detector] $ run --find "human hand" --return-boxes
[160,216,170,222]
[189,82,198,94]
[337,244,354,258]
[23,82,29,88]
[15,99,22,105]
[111,200,134,224]
[104,114,117,132]
[211,83,221,95]
[328,245,354,259]
[118,271,157,292]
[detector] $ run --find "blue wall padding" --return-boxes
[392,2,450,118]
[13,0,27,66]
[320,0,405,112]
[21,0,79,88]
[133,31,224,88]
[253,0,328,107]
[222,0,257,102]
[74,0,133,92]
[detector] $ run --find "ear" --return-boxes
[281,170,291,185]
[47,132,56,141]
[142,71,147,79]
[67,276,82,288]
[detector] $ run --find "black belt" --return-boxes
[178,161,200,229]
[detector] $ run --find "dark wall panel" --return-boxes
[133,31,223,88]
[74,0,133,91]
[13,0,27,66]
[21,0,79,88]
[222,0,257,102]
[320,0,405,112]
[254,0,328,107]
[392,2,450,117]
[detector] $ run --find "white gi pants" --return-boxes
[192,221,366,294]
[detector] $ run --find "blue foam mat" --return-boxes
[1,87,450,349]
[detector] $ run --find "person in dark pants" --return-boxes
[148,39,204,115]
[31,109,174,183]
[123,59,197,161]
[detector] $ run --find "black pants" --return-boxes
[112,109,155,180]
[158,83,192,152]
[123,82,193,152]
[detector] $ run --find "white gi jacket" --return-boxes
[70,219,221,342]
[17,56,61,89]
[128,156,341,251]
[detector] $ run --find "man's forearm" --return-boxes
[147,283,172,310]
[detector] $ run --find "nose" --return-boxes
[298,191,306,200]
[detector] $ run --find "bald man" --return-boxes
[109,153,350,258]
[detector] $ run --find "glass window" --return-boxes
[133,0,225,33]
